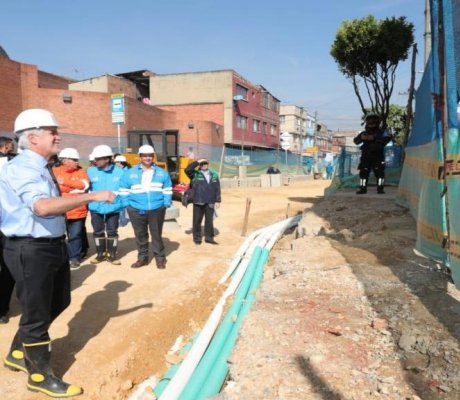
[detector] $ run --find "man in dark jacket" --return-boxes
[354,113,392,194]
[185,159,221,245]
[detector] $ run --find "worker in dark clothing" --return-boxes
[354,113,392,194]
[1,108,115,398]
[185,159,221,245]
[0,138,16,324]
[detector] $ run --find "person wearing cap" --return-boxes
[0,108,115,398]
[119,144,172,269]
[354,112,392,194]
[87,144,125,265]
[114,154,131,169]
[185,158,221,245]
[53,148,90,270]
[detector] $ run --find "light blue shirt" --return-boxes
[0,149,65,238]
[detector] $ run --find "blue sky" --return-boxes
[1,0,425,131]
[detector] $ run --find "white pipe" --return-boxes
[159,216,300,400]
[219,216,300,284]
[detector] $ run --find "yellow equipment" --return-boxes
[124,130,193,197]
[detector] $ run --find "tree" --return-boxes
[331,15,414,128]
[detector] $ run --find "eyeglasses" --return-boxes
[94,157,109,161]
[139,154,154,158]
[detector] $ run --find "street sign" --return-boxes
[280,131,293,150]
[111,93,125,125]
[305,146,318,154]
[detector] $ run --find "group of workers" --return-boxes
[0,108,221,398]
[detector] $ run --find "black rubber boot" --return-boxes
[24,342,82,398]
[377,186,385,194]
[106,237,121,265]
[90,236,106,264]
[4,331,27,373]
[356,186,367,194]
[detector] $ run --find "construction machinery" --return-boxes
[124,130,192,198]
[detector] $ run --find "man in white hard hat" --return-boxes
[119,144,172,269]
[54,148,90,270]
[0,109,115,398]
[87,144,125,265]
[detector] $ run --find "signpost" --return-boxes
[280,131,293,166]
[111,93,125,153]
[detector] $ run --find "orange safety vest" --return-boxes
[53,165,90,220]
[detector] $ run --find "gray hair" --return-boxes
[17,128,44,150]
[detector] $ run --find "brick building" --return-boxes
[150,70,281,153]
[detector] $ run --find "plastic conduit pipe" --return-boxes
[158,215,300,400]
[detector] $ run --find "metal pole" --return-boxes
[117,124,121,154]
[313,111,318,173]
[196,126,199,159]
[424,0,432,65]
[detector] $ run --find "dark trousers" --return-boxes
[0,239,15,316]
[66,218,86,262]
[193,204,214,243]
[359,161,385,181]
[90,212,119,238]
[127,207,166,261]
[3,238,70,344]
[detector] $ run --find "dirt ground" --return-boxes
[218,187,460,400]
[0,179,326,400]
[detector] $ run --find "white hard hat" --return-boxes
[114,155,127,162]
[58,148,80,159]
[89,153,95,161]
[14,109,59,133]
[92,144,113,158]
[138,144,155,154]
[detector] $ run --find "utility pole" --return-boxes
[313,111,319,174]
[424,0,431,65]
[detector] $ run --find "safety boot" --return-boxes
[4,331,27,373]
[356,178,367,194]
[377,178,385,194]
[106,237,121,265]
[90,237,106,264]
[24,341,83,398]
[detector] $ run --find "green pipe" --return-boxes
[196,247,270,398]
[153,333,200,397]
[179,247,263,400]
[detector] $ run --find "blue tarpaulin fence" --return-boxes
[397,0,460,288]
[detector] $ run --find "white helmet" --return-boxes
[14,109,59,133]
[88,153,95,161]
[114,155,127,162]
[59,148,80,159]
[138,144,155,154]
[92,144,113,158]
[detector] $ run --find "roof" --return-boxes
[0,45,9,59]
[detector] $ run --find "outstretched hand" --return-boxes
[92,190,116,203]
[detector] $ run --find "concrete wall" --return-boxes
[69,75,140,99]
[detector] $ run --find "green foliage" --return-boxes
[330,15,414,127]
[386,104,408,145]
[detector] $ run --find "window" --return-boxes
[280,115,285,124]
[237,115,247,129]
[261,92,269,108]
[272,99,280,112]
[270,124,277,136]
[262,122,267,135]
[253,119,260,133]
[236,84,248,100]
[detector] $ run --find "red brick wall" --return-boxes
[0,58,23,131]
[232,75,280,148]
[158,103,224,126]
[38,70,71,89]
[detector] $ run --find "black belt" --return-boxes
[7,235,66,244]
